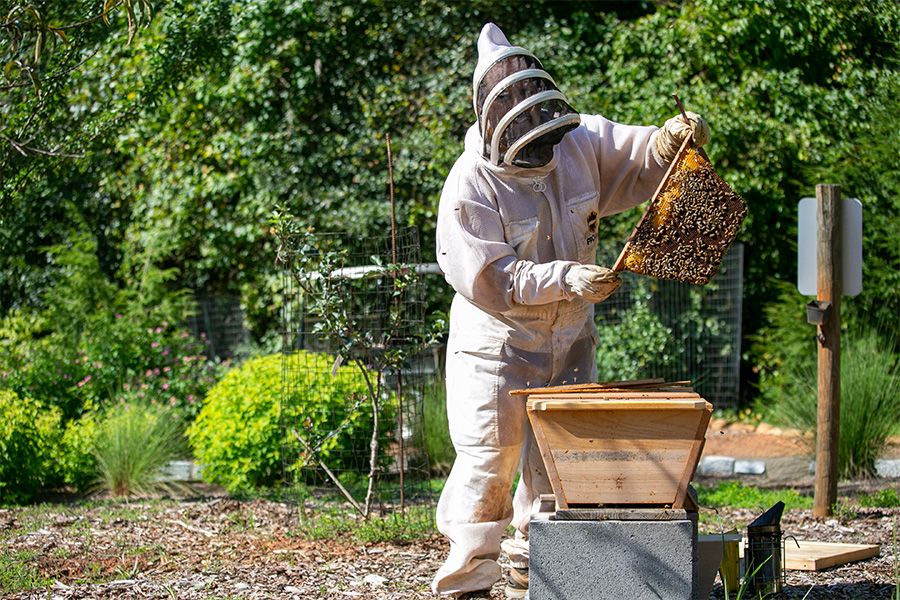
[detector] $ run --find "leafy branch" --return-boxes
[0,1,153,158]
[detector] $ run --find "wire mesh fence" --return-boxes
[279,227,434,517]
[185,295,249,361]
[595,243,744,408]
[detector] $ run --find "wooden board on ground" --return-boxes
[783,540,880,571]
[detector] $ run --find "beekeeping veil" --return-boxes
[473,23,580,168]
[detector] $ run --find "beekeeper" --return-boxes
[432,23,710,599]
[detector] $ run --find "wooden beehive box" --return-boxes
[522,381,712,509]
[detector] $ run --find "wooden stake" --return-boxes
[387,133,397,264]
[813,184,841,518]
[292,428,364,516]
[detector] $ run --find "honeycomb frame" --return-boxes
[613,136,747,285]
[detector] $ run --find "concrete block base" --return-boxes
[529,513,699,600]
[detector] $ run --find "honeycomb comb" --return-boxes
[612,134,747,285]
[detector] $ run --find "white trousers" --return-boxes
[431,336,596,597]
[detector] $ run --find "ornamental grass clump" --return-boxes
[772,327,899,478]
[94,402,185,497]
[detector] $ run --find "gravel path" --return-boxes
[1,491,897,599]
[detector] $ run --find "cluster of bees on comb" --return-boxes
[623,147,747,285]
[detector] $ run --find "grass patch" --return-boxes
[0,550,51,594]
[855,488,900,508]
[353,506,436,543]
[697,481,813,511]
[293,505,357,540]
[91,502,160,524]
[0,503,56,540]
[292,503,435,543]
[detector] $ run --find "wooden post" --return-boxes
[813,184,841,517]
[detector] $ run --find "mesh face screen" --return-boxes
[476,55,578,165]
[618,146,747,285]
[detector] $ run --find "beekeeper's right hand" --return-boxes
[564,264,621,303]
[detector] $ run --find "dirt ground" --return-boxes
[2,424,898,599]
[702,418,900,459]
[1,494,896,600]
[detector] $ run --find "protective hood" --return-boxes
[472,23,580,168]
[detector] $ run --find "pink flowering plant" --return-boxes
[0,234,221,421]
[90,317,220,420]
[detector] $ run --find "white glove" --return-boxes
[564,264,621,304]
[654,111,711,163]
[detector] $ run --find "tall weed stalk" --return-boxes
[94,402,185,497]
[893,518,899,600]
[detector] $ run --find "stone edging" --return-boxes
[697,455,900,479]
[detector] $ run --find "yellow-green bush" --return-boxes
[187,352,389,493]
[53,413,99,491]
[0,390,62,504]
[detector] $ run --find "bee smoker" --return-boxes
[744,501,785,597]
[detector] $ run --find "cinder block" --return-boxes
[529,514,698,600]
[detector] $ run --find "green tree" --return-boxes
[2,0,897,409]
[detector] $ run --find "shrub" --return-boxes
[94,402,186,497]
[0,235,219,421]
[187,352,388,493]
[595,283,673,381]
[0,390,62,504]
[749,281,817,408]
[766,327,900,478]
[53,413,99,492]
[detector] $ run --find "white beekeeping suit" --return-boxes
[432,23,709,599]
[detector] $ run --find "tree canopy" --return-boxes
[2,0,898,403]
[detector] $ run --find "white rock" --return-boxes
[734,459,766,475]
[699,456,735,477]
[364,574,388,586]
[875,459,900,478]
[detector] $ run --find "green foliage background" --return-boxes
[2,0,898,408]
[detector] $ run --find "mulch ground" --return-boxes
[1,489,897,600]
